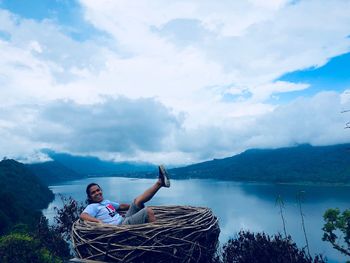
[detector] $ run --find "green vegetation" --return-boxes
[0,232,61,263]
[215,231,325,263]
[322,208,350,257]
[170,144,350,184]
[0,159,70,262]
[53,195,85,241]
[0,159,54,234]
[27,160,83,185]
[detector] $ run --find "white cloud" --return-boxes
[77,0,350,110]
[0,97,181,158]
[0,1,350,163]
[252,81,310,101]
[2,91,348,165]
[0,9,111,105]
[170,91,350,163]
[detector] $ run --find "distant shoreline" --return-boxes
[58,174,350,187]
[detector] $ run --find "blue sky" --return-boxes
[0,0,79,21]
[0,0,104,40]
[277,52,350,102]
[0,0,349,164]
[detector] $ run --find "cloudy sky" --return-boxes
[0,0,350,165]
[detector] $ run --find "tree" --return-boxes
[219,231,325,263]
[35,216,71,259]
[53,194,86,242]
[0,232,61,263]
[322,208,350,257]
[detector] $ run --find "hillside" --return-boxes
[42,150,155,176]
[27,160,84,185]
[0,159,54,233]
[170,144,350,184]
[26,150,156,185]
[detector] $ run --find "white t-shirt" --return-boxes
[83,200,124,225]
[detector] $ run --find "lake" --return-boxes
[43,177,350,262]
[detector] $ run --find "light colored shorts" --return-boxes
[122,202,149,225]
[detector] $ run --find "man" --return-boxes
[80,165,170,225]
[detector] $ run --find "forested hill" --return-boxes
[0,159,54,233]
[170,144,350,184]
[42,150,155,176]
[26,151,156,185]
[27,160,84,185]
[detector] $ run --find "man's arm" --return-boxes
[118,203,130,211]
[80,212,102,223]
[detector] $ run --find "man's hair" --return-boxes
[86,183,101,204]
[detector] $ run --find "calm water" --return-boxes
[43,177,350,262]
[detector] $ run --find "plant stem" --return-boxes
[276,195,287,238]
[297,191,311,258]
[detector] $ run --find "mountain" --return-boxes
[26,150,156,185]
[0,159,54,233]
[170,144,350,184]
[42,150,155,176]
[27,160,84,185]
[29,144,350,184]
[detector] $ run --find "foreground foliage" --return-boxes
[0,159,71,262]
[217,231,326,263]
[0,159,54,234]
[53,194,86,241]
[0,218,71,263]
[0,232,62,263]
[323,208,350,257]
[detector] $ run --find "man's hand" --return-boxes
[80,212,103,223]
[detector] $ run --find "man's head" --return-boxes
[86,183,103,204]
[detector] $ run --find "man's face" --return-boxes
[89,185,103,203]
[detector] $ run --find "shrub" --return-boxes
[322,208,350,257]
[35,216,71,259]
[0,233,61,263]
[219,231,325,263]
[53,194,85,242]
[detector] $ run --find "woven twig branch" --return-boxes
[72,205,220,263]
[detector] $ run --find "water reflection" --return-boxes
[240,183,350,203]
[43,178,350,263]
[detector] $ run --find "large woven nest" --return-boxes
[72,205,220,263]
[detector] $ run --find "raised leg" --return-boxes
[134,180,162,208]
[133,166,170,222]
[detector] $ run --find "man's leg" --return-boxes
[130,165,170,222]
[134,180,162,208]
[122,206,153,225]
[134,165,170,207]
[122,182,161,224]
